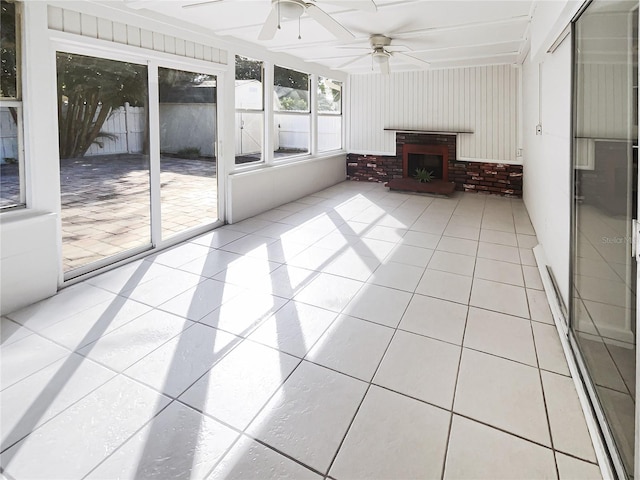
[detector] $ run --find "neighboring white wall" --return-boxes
[227,154,346,222]
[159,104,217,157]
[1,211,58,314]
[348,65,519,163]
[522,36,572,305]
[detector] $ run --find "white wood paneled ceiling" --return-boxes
[121,0,534,72]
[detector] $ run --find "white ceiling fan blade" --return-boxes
[334,53,370,69]
[319,0,377,12]
[181,0,224,9]
[258,6,280,40]
[385,45,411,53]
[393,52,430,68]
[379,57,390,75]
[337,46,372,51]
[306,3,355,40]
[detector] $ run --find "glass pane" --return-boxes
[159,67,218,240]
[235,56,263,165]
[235,55,263,110]
[235,111,263,164]
[318,77,341,113]
[318,115,342,152]
[0,106,20,207]
[571,2,637,477]
[274,66,309,113]
[57,52,150,273]
[274,114,310,158]
[1,0,18,99]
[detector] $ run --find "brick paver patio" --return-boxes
[1,154,217,272]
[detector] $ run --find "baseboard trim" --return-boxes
[533,244,615,480]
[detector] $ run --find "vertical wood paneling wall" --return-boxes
[349,65,519,163]
[576,63,632,140]
[47,6,228,65]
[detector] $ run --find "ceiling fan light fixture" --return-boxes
[278,0,305,19]
[372,49,390,64]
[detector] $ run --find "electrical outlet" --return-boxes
[516,148,523,157]
[535,124,542,135]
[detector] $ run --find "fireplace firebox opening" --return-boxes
[402,144,449,182]
[408,153,444,179]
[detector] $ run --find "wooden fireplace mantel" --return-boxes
[384,128,473,134]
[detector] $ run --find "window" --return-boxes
[1,0,24,209]
[235,55,263,165]
[274,65,310,159]
[317,76,342,152]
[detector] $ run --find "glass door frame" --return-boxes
[568,1,640,478]
[150,59,225,249]
[50,35,227,283]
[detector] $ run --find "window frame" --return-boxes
[235,55,265,166]
[317,76,343,153]
[273,64,311,162]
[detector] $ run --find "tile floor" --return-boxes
[1,181,602,479]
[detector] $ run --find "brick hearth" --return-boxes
[346,133,523,198]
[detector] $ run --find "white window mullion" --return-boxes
[147,62,162,246]
[264,60,275,165]
[311,74,318,155]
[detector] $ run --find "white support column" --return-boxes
[21,1,64,281]
[22,3,59,213]
[217,62,232,222]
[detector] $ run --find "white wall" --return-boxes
[348,65,519,163]
[1,211,58,315]
[227,153,346,222]
[522,36,572,305]
[530,0,582,62]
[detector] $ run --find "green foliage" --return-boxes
[235,56,263,82]
[274,65,309,90]
[415,168,435,183]
[1,0,17,98]
[318,77,342,113]
[279,96,309,111]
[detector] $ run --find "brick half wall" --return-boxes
[347,154,523,198]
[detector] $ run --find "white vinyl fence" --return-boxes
[87,103,217,157]
[0,108,18,164]
[85,103,146,156]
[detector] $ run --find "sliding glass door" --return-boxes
[57,53,152,273]
[57,52,221,278]
[571,1,638,477]
[158,67,218,240]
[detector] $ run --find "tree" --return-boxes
[235,56,310,111]
[56,53,148,159]
[1,0,18,126]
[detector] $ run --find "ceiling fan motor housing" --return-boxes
[276,0,306,18]
[369,34,392,49]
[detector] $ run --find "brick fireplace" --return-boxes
[346,132,523,197]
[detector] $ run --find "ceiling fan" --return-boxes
[182,0,377,41]
[337,34,430,74]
